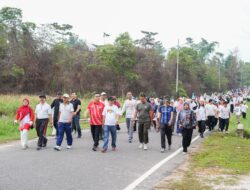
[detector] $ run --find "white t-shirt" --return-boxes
[205,104,215,116]
[196,106,206,121]
[122,99,137,118]
[219,106,230,119]
[241,104,248,113]
[102,105,119,125]
[35,103,52,119]
[59,103,74,123]
[234,106,241,116]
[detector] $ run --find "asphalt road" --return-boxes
[0,125,201,190]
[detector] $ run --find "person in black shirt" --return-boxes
[51,92,63,137]
[70,92,82,138]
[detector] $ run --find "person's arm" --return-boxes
[121,102,126,116]
[169,111,174,126]
[68,105,74,123]
[48,106,53,127]
[14,109,20,123]
[149,109,154,125]
[74,104,81,115]
[158,112,162,129]
[51,100,55,109]
[102,107,106,126]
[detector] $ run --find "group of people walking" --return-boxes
[14,88,249,154]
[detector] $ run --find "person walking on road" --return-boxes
[205,99,216,131]
[102,96,120,153]
[14,98,35,149]
[196,100,206,138]
[241,101,248,119]
[70,92,82,138]
[51,91,63,138]
[177,102,197,154]
[158,99,173,153]
[133,93,153,150]
[35,94,52,151]
[218,101,230,133]
[85,94,105,151]
[54,94,74,151]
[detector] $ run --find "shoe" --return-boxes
[77,135,82,138]
[201,134,204,138]
[129,139,132,143]
[54,146,61,151]
[66,145,72,149]
[112,147,116,151]
[102,149,107,153]
[42,144,47,148]
[138,143,143,149]
[183,151,188,155]
[161,148,165,153]
[168,145,171,150]
[36,146,42,151]
[144,144,148,150]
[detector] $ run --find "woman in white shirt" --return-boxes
[219,101,230,133]
[197,100,206,138]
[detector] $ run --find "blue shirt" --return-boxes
[159,106,174,124]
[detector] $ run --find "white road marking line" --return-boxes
[123,134,201,190]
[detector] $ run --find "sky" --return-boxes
[1,0,250,61]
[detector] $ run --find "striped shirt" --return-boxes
[87,101,105,125]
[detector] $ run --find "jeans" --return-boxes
[56,122,73,146]
[138,121,150,144]
[91,125,102,148]
[72,115,81,137]
[182,128,193,152]
[103,125,117,150]
[160,123,172,148]
[126,118,133,140]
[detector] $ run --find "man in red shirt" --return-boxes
[85,94,105,151]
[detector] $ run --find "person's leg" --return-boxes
[182,128,188,152]
[198,121,202,134]
[128,118,133,141]
[91,125,95,143]
[36,119,42,147]
[153,120,156,130]
[126,118,130,133]
[143,122,149,144]
[221,119,225,132]
[103,125,110,150]
[71,116,76,134]
[20,130,24,147]
[75,115,82,138]
[42,120,48,147]
[65,123,73,146]
[23,129,28,147]
[94,126,101,147]
[186,129,193,148]
[225,119,229,132]
[111,125,117,149]
[53,117,59,137]
[201,121,206,137]
[166,126,172,147]
[160,125,166,149]
[138,123,144,144]
[56,122,65,146]
[208,116,212,131]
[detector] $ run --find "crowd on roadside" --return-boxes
[14,87,249,154]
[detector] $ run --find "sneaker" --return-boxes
[112,147,116,151]
[36,146,42,151]
[183,151,188,155]
[144,144,148,150]
[77,135,82,139]
[92,147,97,151]
[66,145,72,149]
[160,148,165,153]
[129,140,132,143]
[102,149,107,153]
[168,145,171,150]
[138,143,143,149]
[54,146,61,151]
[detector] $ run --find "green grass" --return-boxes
[0,94,125,143]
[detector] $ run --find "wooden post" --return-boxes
[237,123,244,138]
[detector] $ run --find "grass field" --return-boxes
[167,102,250,190]
[0,94,125,143]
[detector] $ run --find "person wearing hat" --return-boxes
[158,99,174,152]
[177,102,197,154]
[85,94,105,151]
[100,92,108,106]
[51,91,63,137]
[54,94,74,151]
[101,96,120,152]
[35,94,52,150]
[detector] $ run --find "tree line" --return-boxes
[0,7,249,97]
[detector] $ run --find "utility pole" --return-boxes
[176,39,180,96]
[218,61,221,91]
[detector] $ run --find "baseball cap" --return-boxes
[63,93,70,98]
[101,92,107,96]
[108,96,115,101]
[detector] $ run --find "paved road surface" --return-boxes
[0,125,202,190]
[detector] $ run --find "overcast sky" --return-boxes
[1,0,250,61]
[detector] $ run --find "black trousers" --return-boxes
[219,118,229,131]
[160,124,172,148]
[198,120,206,134]
[36,119,49,147]
[53,116,59,136]
[182,128,193,152]
[91,125,102,148]
[230,104,234,113]
[207,116,215,131]
[138,122,150,144]
[242,112,246,119]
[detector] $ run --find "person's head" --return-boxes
[170,100,174,106]
[139,93,147,103]
[94,94,100,102]
[39,94,46,104]
[164,99,170,106]
[71,92,77,100]
[101,92,107,100]
[112,96,117,102]
[223,101,228,107]
[22,98,29,106]
[62,93,70,103]
[209,99,213,104]
[127,92,133,100]
[57,91,63,99]
[199,100,205,107]
[150,98,155,104]
[184,102,190,110]
[108,96,115,106]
